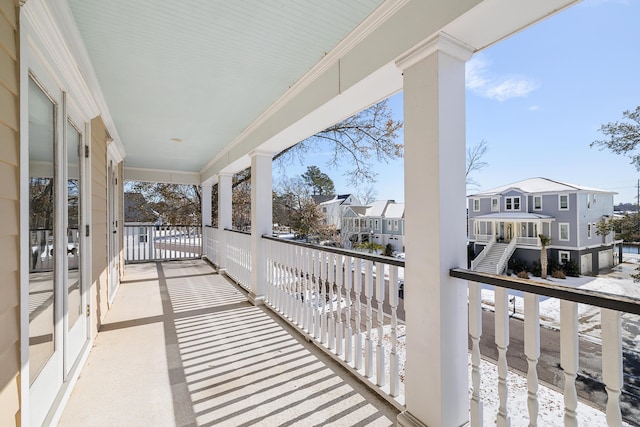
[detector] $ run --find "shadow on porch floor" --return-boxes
[58,260,398,426]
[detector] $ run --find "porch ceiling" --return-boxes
[66,0,383,174]
[58,0,581,184]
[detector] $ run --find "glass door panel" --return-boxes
[28,78,56,385]
[66,121,82,331]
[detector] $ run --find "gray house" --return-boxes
[468,177,617,275]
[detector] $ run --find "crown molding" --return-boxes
[396,31,474,71]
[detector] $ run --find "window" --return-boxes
[322,207,327,213]
[374,219,379,230]
[587,194,591,209]
[533,196,542,210]
[394,220,399,231]
[473,199,480,212]
[491,198,498,212]
[387,219,391,229]
[559,194,569,210]
[587,223,592,239]
[505,196,520,211]
[139,227,148,243]
[559,223,570,241]
[559,251,570,264]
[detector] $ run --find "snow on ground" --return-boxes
[370,324,630,426]
[365,257,640,425]
[477,257,640,350]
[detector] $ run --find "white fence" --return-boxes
[123,225,201,262]
[263,236,405,405]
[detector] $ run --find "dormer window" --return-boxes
[473,199,480,212]
[491,198,498,212]
[505,196,520,211]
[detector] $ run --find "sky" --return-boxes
[275,0,640,205]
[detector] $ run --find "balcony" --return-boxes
[57,228,640,426]
[58,259,399,426]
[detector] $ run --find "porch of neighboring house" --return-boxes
[58,260,399,426]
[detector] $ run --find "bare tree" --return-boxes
[466,139,489,190]
[275,99,403,186]
[356,185,378,205]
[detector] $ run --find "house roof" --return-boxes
[312,195,336,204]
[468,177,616,197]
[365,200,390,217]
[384,203,405,219]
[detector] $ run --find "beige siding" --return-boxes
[0,0,20,425]
[90,117,108,338]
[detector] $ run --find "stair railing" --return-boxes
[471,236,495,270]
[495,237,517,275]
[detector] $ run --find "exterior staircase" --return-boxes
[473,242,511,274]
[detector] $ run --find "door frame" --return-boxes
[19,8,95,426]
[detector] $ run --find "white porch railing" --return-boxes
[30,228,79,272]
[471,236,496,271]
[225,229,251,291]
[516,236,539,246]
[453,268,640,427]
[495,237,517,275]
[262,236,405,407]
[202,226,221,266]
[123,225,201,262]
[475,233,493,243]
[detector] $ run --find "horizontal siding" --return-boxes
[0,0,19,425]
[91,117,108,337]
[0,125,17,165]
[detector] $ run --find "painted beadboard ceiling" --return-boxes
[67,0,384,173]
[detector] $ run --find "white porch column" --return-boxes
[201,183,212,228]
[249,150,273,305]
[218,172,233,270]
[396,33,473,427]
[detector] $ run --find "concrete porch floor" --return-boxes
[58,260,398,426]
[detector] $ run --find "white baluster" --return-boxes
[328,252,336,351]
[296,246,303,328]
[336,254,344,357]
[321,251,328,346]
[303,247,312,334]
[364,259,374,378]
[388,265,400,397]
[354,258,363,370]
[313,249,321,340]
[560,300,578,427]
[287,243,294,320]
[345,255,354,364]
[524,293,540,426]
[375,263,386,387]
[602,308,623,427]
[495,287,511,427]
[469,281,483,427]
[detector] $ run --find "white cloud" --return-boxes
[528,105,541,111]
[465,56,491,90]
[465,54,539,102]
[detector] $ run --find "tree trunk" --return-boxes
[541,246,548,279]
